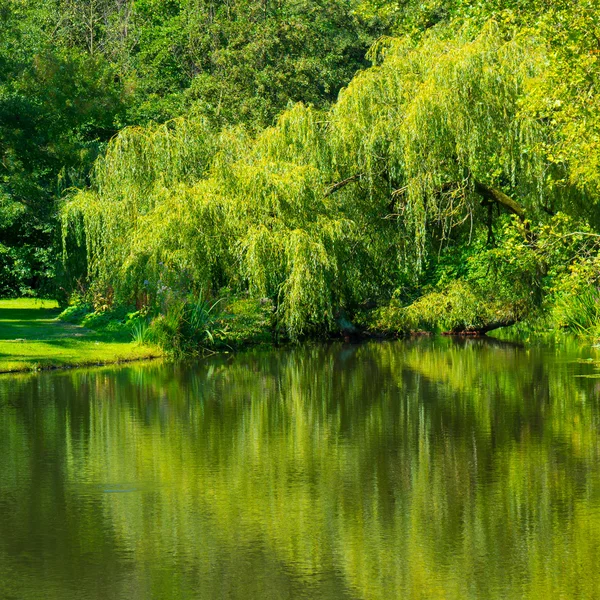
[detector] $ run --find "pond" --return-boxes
[1,338,600,599]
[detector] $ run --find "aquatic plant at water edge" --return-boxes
[131,318,150,345]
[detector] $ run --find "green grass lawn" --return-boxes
[0,299,161,374]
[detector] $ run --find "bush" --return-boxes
[551,256,600,337]
[58,302,93,324]
[146,293,275,355]
[146,294,224,355]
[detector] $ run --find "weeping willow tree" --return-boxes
[329,20,561,262]
[63,20,580,339]
[63,105,398,338]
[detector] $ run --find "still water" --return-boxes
[1,338,600,599]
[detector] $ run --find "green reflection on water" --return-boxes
[1,338,600,599]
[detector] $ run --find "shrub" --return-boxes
[551,256,600,337]
[58,302,93,324]
[370,280,507,334]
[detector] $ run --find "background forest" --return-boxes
[2,0,600,349]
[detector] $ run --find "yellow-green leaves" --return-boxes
[62,14,600,339]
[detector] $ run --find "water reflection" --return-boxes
[1,338,600,599]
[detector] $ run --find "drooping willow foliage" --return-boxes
[63,106,387,337]
[63,21,580,339]
[330,21,556,258]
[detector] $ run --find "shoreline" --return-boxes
[0,353,164,376]
[1,298,596,377]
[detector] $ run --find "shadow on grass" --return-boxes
[0,307,61,320]
[34,337,103,348]
[0,305,65,342]
[0,317,131,344]
[0,300,159,373]
[0,321,79,340]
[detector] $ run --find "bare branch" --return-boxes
[474,181,526,221]
[324,174,362,197]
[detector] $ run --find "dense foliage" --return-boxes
[63,3,600,343]
[1,0,384,296]
[3,0,600,344]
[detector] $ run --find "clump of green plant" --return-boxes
[58,302,93,324]
[555,288,600,337]
[144,291,276,355]
[147,305,184,355]
[131,318,150,345]
[80,305,131,332]
[551,255,600,338]
[187,296,225,346]
[146,293,226,356]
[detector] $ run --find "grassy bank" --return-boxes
[3,292,593,377]
[0,299,161,374]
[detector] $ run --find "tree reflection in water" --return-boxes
[1,338,599,599]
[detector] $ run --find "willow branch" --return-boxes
[324,174,362,197]
[474,181,526,221]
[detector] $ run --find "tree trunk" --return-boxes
[474,182,525,221]
[443,319,517,336]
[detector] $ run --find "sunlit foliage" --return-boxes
[63,16,600,338]
[63,104,396,338]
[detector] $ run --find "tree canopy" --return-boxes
[1,0,384,296]
[62,5,600,338]
[2,0,600,341]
